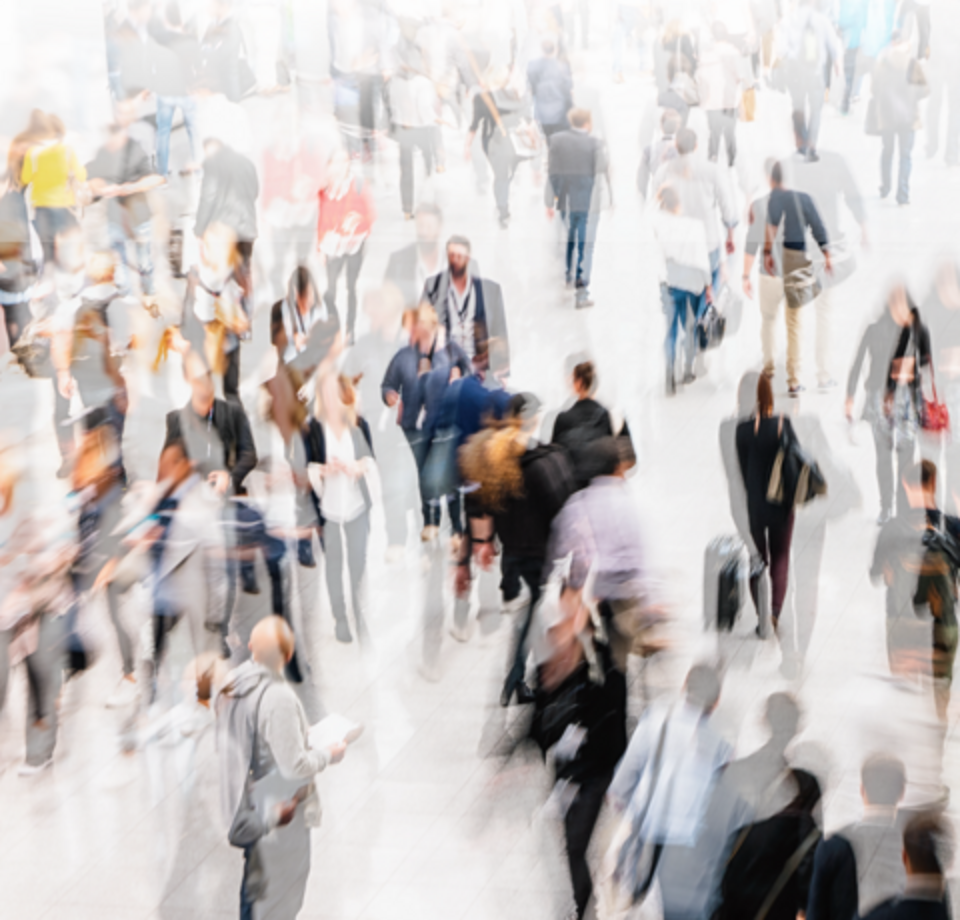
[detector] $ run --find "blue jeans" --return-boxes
[107,218,154,296]
[156,95,199,177]
[881,128,915,204]
[664,287,704,377]
[32,206,77,266]
[564,210,590,285]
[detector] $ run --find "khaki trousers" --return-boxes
[759,273,832,387]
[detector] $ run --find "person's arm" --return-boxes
[803,194,832,265]
[743,200,764,298]
[805,836,858,920]
[607,710,655,811]
[381,351,404,407]
[846,326,871,418]
[194,165,217,237]
[261,690,329,780]
[464,93,485,158]
[735,422,750,488]
[270,300,288,355]
[230,403,258,493]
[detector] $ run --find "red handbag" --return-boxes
[922,364,950,433]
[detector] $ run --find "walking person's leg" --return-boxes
[707,110,723,161]
[767,513,795,624]
[325,520,352,642]
[785,299,802,390]
[573,211,588,286]
[723,108,737,165]
[345,510,370,640]
[805,70,825,156]
[759,274,783,379]
[23,613,67,769]
[880,130,895,197]
[897,128,915,204]
[563,770,615,920]
[133,219,156,298]
[399,127,415,216]
[345,243,365,343]
[815,285,832,386]
[873,417,896,520]
[155,96,175,178]
[324,253,346,321]
[563,208,575,283]
[748,519,771,617]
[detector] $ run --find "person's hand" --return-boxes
[276,799,298,827]
[845,396,854,422]
[742,275,753,299]
[541,635,584,692]
[294,331,307,351]
[384,390,399,408]
[327,740,347,764]
[883,391,894,417]
[231,310,251,335]
[454,562,471,598]
[449,366,462,383]
[726,229,736,255]
[463,141,472,161]
[208,470,230,495]
[823,250,833,276]
[475,540,494,570]
[93,556,118,592]
[705,284,714,306]
[763,251,775,276]
[57,369,75,400]
[546,207,555,220]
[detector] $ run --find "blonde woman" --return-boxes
[307,369,375,643]
[20,113,87,266]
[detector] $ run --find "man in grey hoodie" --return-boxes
[218,616,346,920]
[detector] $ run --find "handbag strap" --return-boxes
[754,827,820,920]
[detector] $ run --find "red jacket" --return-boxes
[317,177,375,257]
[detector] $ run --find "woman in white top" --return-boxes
[306,370,375,643]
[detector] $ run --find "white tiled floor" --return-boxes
[5,18,960,920]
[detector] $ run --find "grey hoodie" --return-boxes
[217,660,327,843]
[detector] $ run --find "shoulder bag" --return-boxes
[917,319,950,433]
[766,416,827,508]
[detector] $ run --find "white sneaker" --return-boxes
[17,758,52,777]
[449,622,474,643]
[106,676,140,709]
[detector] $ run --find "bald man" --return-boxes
[219,616,346,920]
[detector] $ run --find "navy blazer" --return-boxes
[421,271,510,375]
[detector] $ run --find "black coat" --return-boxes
[421,270,510,376]
[195,145,259,242]
[303,417,375,526]
[164,398,258,495]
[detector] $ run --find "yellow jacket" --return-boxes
[20,142,87,209]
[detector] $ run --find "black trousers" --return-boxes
[563,769,614,919]
[325,244,365,340]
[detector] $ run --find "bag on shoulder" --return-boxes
[766,416,827,508]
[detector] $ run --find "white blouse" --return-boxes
[320,424,365,524]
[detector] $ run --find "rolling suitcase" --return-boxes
[703,536,746,632]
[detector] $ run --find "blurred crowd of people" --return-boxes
[2,0,960,918]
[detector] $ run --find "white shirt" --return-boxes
[447,274,476,360]
[320,424,365,524]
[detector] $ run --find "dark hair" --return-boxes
[861,754,906,807]
[771,161,784,186]
[573,361,595,394]
[590,437,622,477]
[416,201,443,222]
[903,812,951,875]
[676,127,697,155]
[785,768,822,815]
[162,437,189,461]
[294,265,313,299]
[447,234,471,253]
[922,459,938,491]
[757,374,774,417]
